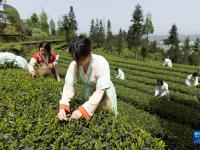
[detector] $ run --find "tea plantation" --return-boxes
[1,44,200,149]
[0,69,165,149]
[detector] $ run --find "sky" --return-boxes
[5,0,200,35]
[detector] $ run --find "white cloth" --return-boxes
[163,58,172,68]
[154,82,169,97]
[0,52,28,69]
[116,68,125,80]
[185,74,199,87]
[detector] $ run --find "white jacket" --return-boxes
[163,58,172,68]
[0,52,28,69]
[154,82,169,97]
[185,75,199,87]
[116,69,125,80]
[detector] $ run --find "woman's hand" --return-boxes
[69,109,82,121]
[48,63,54,69]
[57,109,68,121]
[31,71,36,77]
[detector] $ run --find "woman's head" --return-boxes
[157,79,164,86]
[67,36,92,65]
[192,72,199,77]
[39,42,51,55]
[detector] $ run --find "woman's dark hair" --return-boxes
[115,67,119,71]
[157,79,164,86]
[67,36,91,62]
[39,41,51,54]
[192,72,199,77]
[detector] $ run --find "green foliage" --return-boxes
[188,38,200,66]
[140,44,149,60]
[61,6,78,41]
[115,29,123,56]
[31,13,39,28]
[49,19,56,36]
[105,19,113,52]
[182,37,190,64]
[57,18,64,36]
[89,19,95,44]
[143,13,154,41]
[24,18,33,29]
[0,69,165,149]
[89,18,106,48]
[99,20,105,46]
[3,25,18,34]
[164,24,180,63]
[119,101,199,149]
[39,9,49,34]
[188,52,200,66]
[68,6,78,31]
[4,6,20,26]
[127,4,144,50]
[193,38,200,53]
[32,27,48,37]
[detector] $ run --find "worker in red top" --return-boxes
[28,41,60,81]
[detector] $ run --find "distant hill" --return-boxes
[149,34,200,42]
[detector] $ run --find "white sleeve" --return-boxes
[60,86,75,105]
[185,75,191,86]
[154,86,159,96]
[194,77,199,86]
[81,90,105,117]
[59,61,77,104]
[28,58,37,73]
[96,60,110,90]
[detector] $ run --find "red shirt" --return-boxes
[33,51,57,64]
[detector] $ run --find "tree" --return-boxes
[193,38,200,53]
[62,6,78,41]
[31,13,39,28]
[149,41,158,53]
[140,44,149,61]
[63,15,70,41]
[32,27,48,37]
[116,29,123,56]
[127,4,144,59]
[24,18,32,29]
[99,20,105,46]
[3,25,18,34]
[68,6,78,31]
[105,19,113,52]
[94,19,100,45]
[0,0,5,5]
[188,38,200,66]
[182,37,190,64]
[57,18,64,36]
[164,24,180,63]
[89,19,95,44]
[4,6,20,26]
[143,13,154,41]
[49,19,56,36]
[39,9,49,34]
